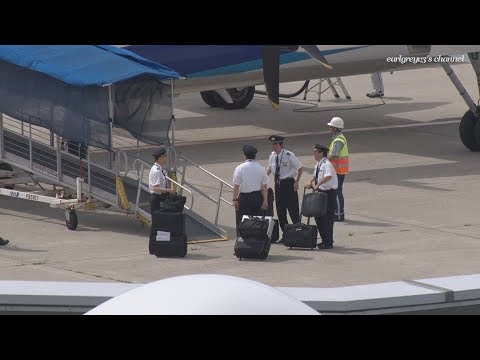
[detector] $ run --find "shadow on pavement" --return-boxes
[183,253,222,260]
[342,219,395,227]
[0,245,47,253]
[325,245,382,255]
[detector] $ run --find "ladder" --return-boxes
[303,77,351,102]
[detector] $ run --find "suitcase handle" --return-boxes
[247,210,268,220]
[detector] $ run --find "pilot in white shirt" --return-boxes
[305,144,337,250]
[149,146,175,213]
[266,135,303,239]
[232,144,269,235]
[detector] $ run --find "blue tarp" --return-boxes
[0,45,181,86]
[0,45,180,150]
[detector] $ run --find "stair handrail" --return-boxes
[176,154,233,229]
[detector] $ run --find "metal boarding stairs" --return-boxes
[303,77,351,101]
[0,114,233,242]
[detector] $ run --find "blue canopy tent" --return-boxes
[0,45,182,149]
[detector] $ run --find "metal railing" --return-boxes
[0,115,232,237]
[176,154,233,229]
[0,115,121,205]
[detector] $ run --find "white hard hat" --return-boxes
[327,117,344,129]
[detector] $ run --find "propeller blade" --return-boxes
[301,45,333,69]
[262,45,280,110]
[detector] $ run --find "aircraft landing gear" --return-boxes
[443,53,480,151]
[200,86,255,110]
[459,108,480,151]
[65,209,78,230]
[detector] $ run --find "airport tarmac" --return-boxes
[1,63,480,288]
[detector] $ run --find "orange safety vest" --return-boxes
[329,133,349,174]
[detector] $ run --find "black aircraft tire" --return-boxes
[66,210,78,230]
[201,87,255,110]
[474,118,480,148]
[459,108,480,151]
[222,87,255,110]
[200,91,220,108]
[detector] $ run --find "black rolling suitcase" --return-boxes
[283,189,318,249]
[234,234,271,260]
[283,217,318,249]
[235,214,271,259]
[149,211,188,257]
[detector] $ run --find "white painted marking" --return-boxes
[175,119,460,146]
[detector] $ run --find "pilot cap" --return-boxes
[243,144,258,156]
[269,135,285,144]
[314,144,329,154]
[152,147,167,157]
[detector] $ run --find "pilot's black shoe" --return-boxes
[335,214,345,222]
[366,91,384,98]
[277,236,285,244]
[0,238,9,246]
[318,243,333,250]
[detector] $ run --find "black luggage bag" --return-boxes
[301,191,327,217]
[238,215,270,239]
[283,218,317,249]
[157,194,187,213]
[234,234,271,260]
[283,188,320,249]
[150,233,188,257]
[149,212,187,257]
[151,211,185,234]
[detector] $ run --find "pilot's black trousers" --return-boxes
[313,189,336,246]
[275,177,300,232]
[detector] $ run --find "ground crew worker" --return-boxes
[266,135,303,240]
[327,117,349,222]
[149,146,176,214]
[232,145,269,235]
[305,144,338,249]
[366,72,384,98]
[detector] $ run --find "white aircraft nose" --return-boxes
[85,274,319,315]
